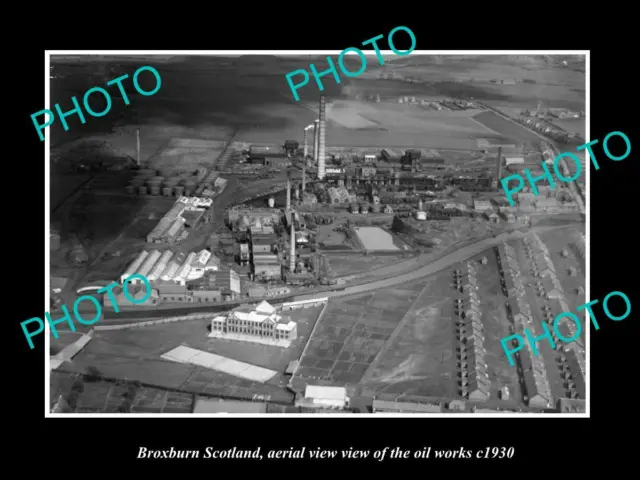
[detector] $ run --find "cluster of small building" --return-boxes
[454,262,493,402]
[147,196,213,244]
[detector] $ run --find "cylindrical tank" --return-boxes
[151,176,164,182]
[131,177,145,186]
[125,185,135,195]
[371,203,381,213]
[174,186,185,197]
[137,186,148,196]
[162,187,173,197]
[149,185,161,196]
[268,197,275,208]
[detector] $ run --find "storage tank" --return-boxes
[137,185,148,196]
[125,185,135,195]
[149,185,161,196]
[131,177,146,187]
[174,186,185,197]
[162,187,173,197]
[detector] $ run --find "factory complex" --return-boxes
[50,69,584,416]
[107,247,244,308]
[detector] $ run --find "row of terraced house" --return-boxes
[523,234,585,400]
[497,242,554,409]
[453,262,492,402]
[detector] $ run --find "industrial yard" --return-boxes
[49,53,586,414]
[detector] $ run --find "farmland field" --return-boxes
[472,111,543,143]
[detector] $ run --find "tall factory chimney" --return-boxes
[497,146,503,181]
[317,95,327,180]
[302,165,306,192]
[286,176,291,210]
[136,128,141,166]
[303,127,309,159]
[289,222,296,272]
[313,120,319,163]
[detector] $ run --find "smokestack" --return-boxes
[302,165,306,192]
[136,129,140,166]
[497,146,503,181]
[303,128,309,158]
[318,95,326,180]
[313,120,319,164]
[289,222,296,272]
[286,177,291,210]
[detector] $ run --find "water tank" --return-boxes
[162,187,173,197]
[137,185,148,196]
[125,185,135,195]
[131,177,146,186]
[174,186,185,197]
[149,185,161,196]
[268,197,275,208]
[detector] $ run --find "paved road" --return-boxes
[293,223,577,301]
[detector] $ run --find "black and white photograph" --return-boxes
[44,52,588,416]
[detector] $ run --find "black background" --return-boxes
[10,12,635,474]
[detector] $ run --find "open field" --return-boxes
[65,318,296,402]
[358,271,455,398]
[325,254,404,278]
[290,282,430,392]
[473,111,544,143]
[51,370,196,413]
[550,118,586,138]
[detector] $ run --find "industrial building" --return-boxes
[147,197,212,244]
[228,207,280,232]
[209,300,298,347]
[119,248,220,287]
[247,145,291,168]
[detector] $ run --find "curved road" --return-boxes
[294,223,578,301]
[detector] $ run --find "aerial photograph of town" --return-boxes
[48,53,586,415]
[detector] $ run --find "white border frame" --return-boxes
[45,50,589,418]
